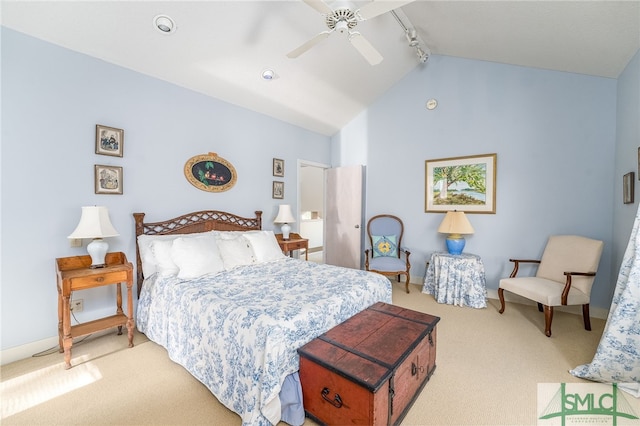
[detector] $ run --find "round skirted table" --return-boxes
[422,252,487,308]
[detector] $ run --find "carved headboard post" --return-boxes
[255,210,263,230]
[133,212,146,292]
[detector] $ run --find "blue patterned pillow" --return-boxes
[372,235,398,257]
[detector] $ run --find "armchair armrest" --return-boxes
[508,258,541,278]
[560,271,596,305]
[399,247,411,256]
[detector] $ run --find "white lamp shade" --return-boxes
[437,211,474,235]
[274,205,296,224]
[68,206,119,239]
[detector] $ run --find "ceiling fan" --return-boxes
[287,0,414,65]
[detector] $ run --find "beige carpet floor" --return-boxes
[1,282,607,425]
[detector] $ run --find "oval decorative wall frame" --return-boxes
[184,152,237,192]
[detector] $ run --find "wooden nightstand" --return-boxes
[55,252,134,369]
[275,233,309,260]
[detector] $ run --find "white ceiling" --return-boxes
[3,1,639,136]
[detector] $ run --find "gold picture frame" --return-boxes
[95,124,124,157]
[94,164,123,195]
[273,158,284,177]
[425,153,497,213]
[184,152,237,192]
[272,181,284,199]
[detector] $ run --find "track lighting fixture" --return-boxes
[391,10,430,64]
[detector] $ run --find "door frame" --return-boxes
[297,159,330,261]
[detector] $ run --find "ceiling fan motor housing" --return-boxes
[326,7,358,33]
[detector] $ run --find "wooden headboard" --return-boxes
[133,210,262,295]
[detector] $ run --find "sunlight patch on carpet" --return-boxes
[1,360,102,419]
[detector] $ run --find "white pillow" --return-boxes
[138,232,211,277]
[150,239,179,276]
[243,230,286,263]
[215,234,257,270]
[171,235,225,279]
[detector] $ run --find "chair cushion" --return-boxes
[499,276,590,306]
[369,256,406,273]
[536,235,603,296]
[372,235,397,257]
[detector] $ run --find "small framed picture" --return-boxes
[95,164,123,195]
[273,158,284,177]
[272,181,284,199]
[95,124,124,157]
[623,172,634,204]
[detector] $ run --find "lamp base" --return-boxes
[87,238,109,268]
[281,223,291,240]
[445,234,466,255]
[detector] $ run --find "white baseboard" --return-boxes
[1,336,60,366]
[409,274,609,320]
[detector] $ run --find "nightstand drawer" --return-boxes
[71,270,129,290]
[287,241,306,250]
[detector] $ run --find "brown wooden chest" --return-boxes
[298,302,440,425]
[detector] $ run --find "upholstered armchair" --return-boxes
[364,214,411,293]
[498,235,604,337]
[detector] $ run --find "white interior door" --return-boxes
[324,165,365,269]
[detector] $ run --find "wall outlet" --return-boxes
[70,299,83,313]
[69,238,82,247]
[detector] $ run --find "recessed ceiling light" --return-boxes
[262,69,276,81]
[153,15,176,34]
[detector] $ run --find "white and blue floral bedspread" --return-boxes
[570,204,640,397]
[137,258,392,425]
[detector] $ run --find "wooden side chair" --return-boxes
[498,235,604,337]
[364,214,411,293]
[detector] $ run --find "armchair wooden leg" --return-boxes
[404,274,410,294]
[583,304,592,331]
[498,288,506,314]
[544,305,553,337]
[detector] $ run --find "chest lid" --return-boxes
[298,302,439,392]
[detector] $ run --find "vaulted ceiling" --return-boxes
[3,1,639,136]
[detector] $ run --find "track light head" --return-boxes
[406,29,419,47]
[416,46,429,63]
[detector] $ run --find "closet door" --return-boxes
[324,165,365,269]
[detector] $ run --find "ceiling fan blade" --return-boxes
[357,0,415,20]
[287,31,331,58]
[302,0,333,15]
[349,32,383,65]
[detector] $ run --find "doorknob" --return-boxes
[355,225,360,228]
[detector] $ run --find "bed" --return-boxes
[133,210,393,426]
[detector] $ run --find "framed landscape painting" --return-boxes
[425,153,497,214]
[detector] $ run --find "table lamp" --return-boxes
[274,204,295,240]
[68,206,120,268]
[437,211,474,255]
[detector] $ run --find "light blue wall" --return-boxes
[1,28,330,350]
[613,50,640,280]
[335,54,621,310]
[2,25,638,353]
